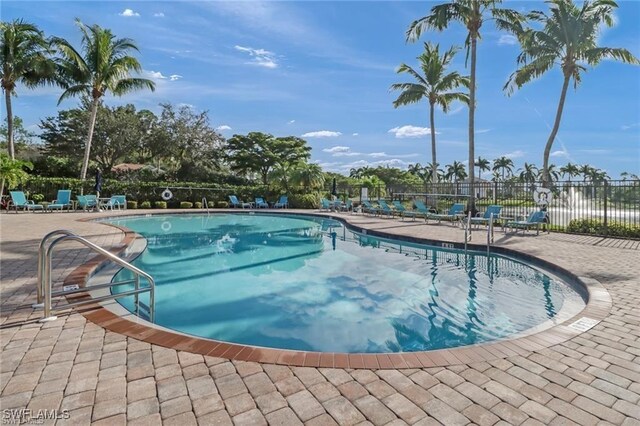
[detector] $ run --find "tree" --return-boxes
[0,152,32,197]
[518,162,538,183]
[226,132,311,185]
[492,156,514,181]
[445,160,467,195]
[505,0,639,186]
[546,163,560,182]
[425,162,444,182]
[0,116,36,157]
[53,19,155,182]
[291,163,325,190]
[1,19,56,159]
[407,0,521,211]
[560,162,579,182]
[391,42,469,185]
[474,156,490,180]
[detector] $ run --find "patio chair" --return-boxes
[77,195,98,211]
[340,199,353,213]
[48,189,73,212]
[102,195,126,210]
[229,195,251,209]
[9,191,44,213]
[361,200,380,215]
[505,210,548,235]
[427,203,465,224]
[393,201,420,221]
[319,198,331,211]
[255,197,269,208]
[470,205,502,228]
[377,199,395,217]
[274,195,288,208]
[412,200,434,220]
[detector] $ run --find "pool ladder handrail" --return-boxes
[463,211,472,253]
[487,213,495,255]
[36,230,155,323]
[202,197,210,214]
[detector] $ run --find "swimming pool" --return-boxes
[105,213,586,353]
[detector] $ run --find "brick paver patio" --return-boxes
[1,209,639,425]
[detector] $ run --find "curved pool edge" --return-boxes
[67,211,612,369]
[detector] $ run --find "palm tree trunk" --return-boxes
[468,34,477,213]
[543,74,571,188]
[80,97,100,181]
[5,90,14,160]
[429,102,437,186]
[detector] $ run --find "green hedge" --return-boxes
[566,219,640,239]
[180,201,193,209]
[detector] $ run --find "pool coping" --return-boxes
[65,210,613,369]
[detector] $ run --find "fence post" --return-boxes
[493,181,498,205]
[603,180,608,235]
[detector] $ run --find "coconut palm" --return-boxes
[518,162,538,183]
[492,156,514,181]
[579,164,595,182]
[474,156,490,180]
[391,42,470,185]
[291,163,325,190]
[560,162,580,182]
[1,20,56,159]
[546,163,560,182]
[425,162,444,183]
[52,19,155,181]
[445,161,467,194]
[504,0,639,186]
[407,0,522,211]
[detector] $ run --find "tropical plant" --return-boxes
[518,162,538,183]
[291,163,325,190]
[391,42,470,185]
[445,160,467,195]
[560,162,580,182]
[546,163,560,182]
[407,0,521,210]
[425,161,444,182]
[579,164,595,182]
[474,156,490,180]
[1,19,56,159]
[0,152,32,196]
[504,0,639,186]
[52,19,155,182]
[492,156,514,181]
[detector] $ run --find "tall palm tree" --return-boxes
[474,156,490,180]
[53,19,155,181]
[445,161,467,194]
[579,164,595,182]
[546,163,560,182]
[407,162,424,176]
[391,42,469,185]
[505,0,639,186]
[492,156,514,181]
[1,20,56,159]
[518,162,538,183]
[425,161,444,183]
[560,162,579,182]
[407,0,521,211]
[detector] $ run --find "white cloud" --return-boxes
[119,8,140,17]
[388,125,437,138]
[177,103,194,109]
[302,130,342,138]
[352,133,359,136]
[498,34,518,46]
[476,128,491,134]
[504,150,525,159]
[323,146,350,153]
[154,12,165,17]
[146,70,167,80]
[288,120,295,124]
[234,45,279,69]
[621,122,639,130]
[551,150,569,158]
[169,74,183,81]
[216,125,232,131]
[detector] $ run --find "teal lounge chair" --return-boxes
[361,200,380,215]
[470,205,502,227]
[77,195,98,211]
[274,195,288,208]
[102,195,126,210]
[255,197,269,208]
[320,198,331,211]
[377,199,395,217]
[9,191,44,213]
[427,203,465,224]
[48,189,72,212]
[505,210,547,235]
[412,200,433,220]
[392,201,420,220]
[341,199,353,213]
[229,195,251,208]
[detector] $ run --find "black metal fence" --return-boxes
[332,180,640,239]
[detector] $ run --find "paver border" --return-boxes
[63,211,612,369]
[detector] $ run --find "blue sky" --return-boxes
[5,1,640,178]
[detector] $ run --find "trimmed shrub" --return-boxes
[216,201,228,208]
[32,193,45,203]
[127,201,138,209]
[194,201,202,208]
[154,201,167,209]
[566,219,640,239]
[140,201,151,209]
[289,193,320,209]
[180,201,193,209]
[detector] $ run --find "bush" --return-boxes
[289,193,320,209]
[127,201,138,209]
[194,201,202,208]
[216,201,228,208]
[140,201,151,209]
[154,201,167,209]
[180,201,193,209]
[31,193,45,203]
[566,219,640,238]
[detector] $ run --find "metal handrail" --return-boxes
[41,233,155,323]
[202,197,210,214]
[35,229,76,307]
[463,211,472,253]
[487,213,494,255]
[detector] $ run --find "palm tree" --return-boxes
[492,156,514,181]
[579,164,595,182]
[505,0,639,186]
[53,19,155,182]
[291,163,325,190]
[425,162,444,183]
[474,156,490,180]
[546,163,560,182]
[407,0,521,211]
[1,20,56,159]
[407,163,424,176]
[560,162,579,182]
[518,162,538,183]
[391,42,469,185]
[445,161,467,194]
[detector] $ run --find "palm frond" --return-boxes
[112,78,155,96]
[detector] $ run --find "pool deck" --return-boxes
[1,209,639,425]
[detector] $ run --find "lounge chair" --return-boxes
[9,191,44,213]
[427,203,465,224]
[102,195,126,210]
[470,205,502,228]
[377,199,395,217]
[77,195,98,211]
[361,200,380,215]
[505,210,547,235]
[255,197,269,208]
[320,198,331,211]
[412,200,434,220]
[274,195,288,208]
[229,195,251,209]
[48,189,73,212]
[340,199,353,213]
[392,201,420,221]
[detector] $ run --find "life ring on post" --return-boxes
[533,187,553,206]
[161,188,173,201]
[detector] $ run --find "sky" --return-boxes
[4,0,640,178]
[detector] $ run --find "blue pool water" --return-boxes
[105,214,586,353]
